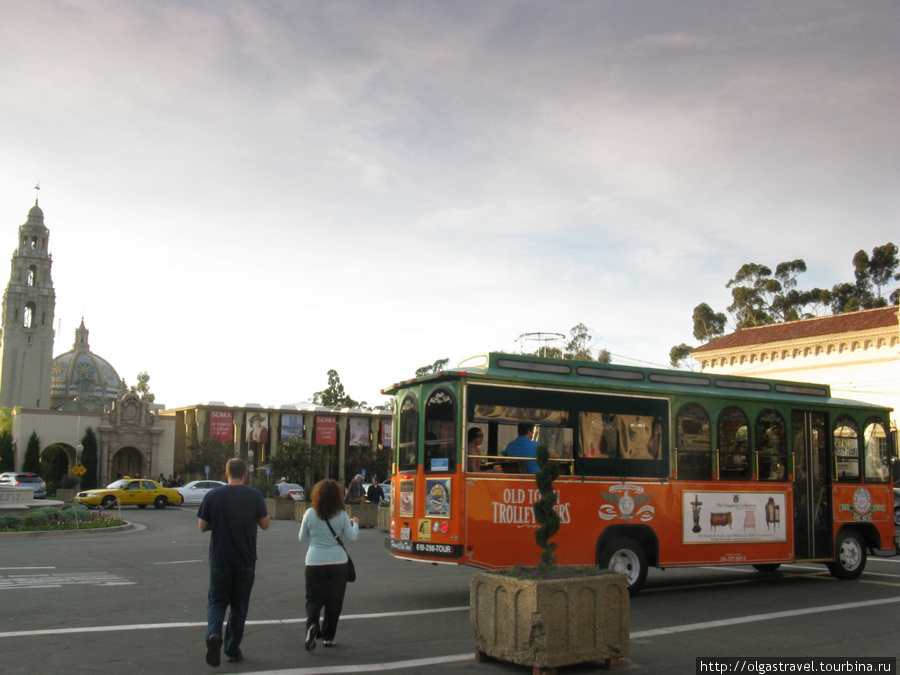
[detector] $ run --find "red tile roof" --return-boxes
[691,306,899,354]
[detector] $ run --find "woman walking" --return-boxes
[299,479,359,651]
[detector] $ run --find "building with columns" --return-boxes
[161,402,391,485]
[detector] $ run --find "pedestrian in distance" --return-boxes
[299,478,359,651]
[198,457,270,666]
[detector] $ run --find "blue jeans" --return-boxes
[206,564,255,657]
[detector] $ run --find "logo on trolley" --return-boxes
[598,484,654,522]
[838,486,885,522]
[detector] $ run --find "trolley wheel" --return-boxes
[598,536,648,596]
[153,496,168,509]
[894,506,900,527]
[827,530,867,580]
[752,563,781,573]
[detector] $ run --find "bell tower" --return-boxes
[0,197,56,409]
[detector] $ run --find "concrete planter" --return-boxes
[55,489,77,502]
[377,506,390,532]
[346,503,379,528]
[470,570,630,674]
[265,498,297,520]
[294,501,308,520]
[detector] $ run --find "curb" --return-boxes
[0,521,144,538]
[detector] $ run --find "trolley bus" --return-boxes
[383,352,896,594]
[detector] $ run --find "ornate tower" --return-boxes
[0,199,56,408]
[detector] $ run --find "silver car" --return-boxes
[0,473,47,499]
[176,480,226,504]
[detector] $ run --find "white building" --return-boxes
[691,306,899,439]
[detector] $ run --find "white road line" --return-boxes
[631,595,900,639]
[153,560,203,565]
[0,567,55,571]
[0,607,470,639]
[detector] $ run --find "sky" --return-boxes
[1,1,898,410]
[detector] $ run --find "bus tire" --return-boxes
[827,530,866,580]
[598,537,648,596]
[752,563,781,573]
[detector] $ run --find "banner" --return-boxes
[246,412,268,444]
[316,415,337,445]
[281,414,304,443]
[209,410,233,442]
[382,419,393,448]
[349,418,369,446]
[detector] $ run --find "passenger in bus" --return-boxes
[467,427,485,472]
[501,423,558,473]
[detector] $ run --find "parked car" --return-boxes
[76,478,183,509]
[280,483,305,501]
[176,480,226,505]
[0,472,47,499]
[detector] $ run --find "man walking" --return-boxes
[198,458,270,666]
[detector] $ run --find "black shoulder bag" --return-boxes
[324,517,356,582]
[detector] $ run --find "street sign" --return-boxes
[72,464,86,476]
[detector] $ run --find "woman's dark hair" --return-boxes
[311,479,345,520]
[467,427,483,444]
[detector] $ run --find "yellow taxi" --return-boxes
[76,478,184,509]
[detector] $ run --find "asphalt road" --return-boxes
[2,505,899,674]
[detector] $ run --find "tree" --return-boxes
[312,369,359,408]
[22,431,40,474]
[691,303,727,343]
[415,358,449,378]
[135,371,155,404]
[268,438,330,492]
[0,407,13,472]
[343,444,391,486]
[180,439,233,479]
[522,324,611,363]
[669,343,694,369]
[80,428,99,490]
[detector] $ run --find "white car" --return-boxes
[279,483,305,501]
[176,480,226,504]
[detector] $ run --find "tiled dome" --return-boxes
[50,319,124,410]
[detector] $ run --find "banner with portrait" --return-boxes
[382,419,393,448]
[246,412,268,444]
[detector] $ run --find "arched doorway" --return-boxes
[40,444,73,489]
[110,446,144,480]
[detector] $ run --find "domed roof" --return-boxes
[28,202,44,220]
[50,320,125,410]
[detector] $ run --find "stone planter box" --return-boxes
[55,489,77,502]
[294,501,308,520]
[346,503,379,528]
[470,570,630,674]
[377,506,390,532]
[265,498,297,520]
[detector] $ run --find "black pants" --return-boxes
[305,562,350,641]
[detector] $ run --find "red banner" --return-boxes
[316,415,337,445]
[209,410,233,442]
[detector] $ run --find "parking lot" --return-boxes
[2,505,899,674]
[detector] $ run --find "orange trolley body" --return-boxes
[384,353,896,594]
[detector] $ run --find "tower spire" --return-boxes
[34,181,40,205]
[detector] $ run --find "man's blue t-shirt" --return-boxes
[198,484,268,567]
[501,435,540,474]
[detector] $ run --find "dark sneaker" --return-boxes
[305,624,319,652]
[206,634,221,667]
[225,652,242,663]
[323,640,335,648]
